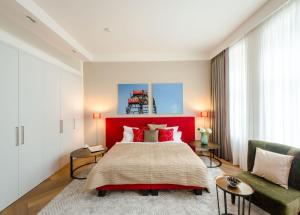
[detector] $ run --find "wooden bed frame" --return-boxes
[96,116,206,196]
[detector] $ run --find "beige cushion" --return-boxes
[252,148,294,189]
[144,130,158,142]
[147,124,167,130]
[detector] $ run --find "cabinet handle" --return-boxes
[73,118,76,130]
[60,120,63,134]
[21,126,25,145]
[16,127,19,146]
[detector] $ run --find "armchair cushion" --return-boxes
[237,171,300,215]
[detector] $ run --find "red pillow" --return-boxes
[158,129,174,142]
[133,128,144,142]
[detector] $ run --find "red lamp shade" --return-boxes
[199,111,209,117]
[93,113,102,119]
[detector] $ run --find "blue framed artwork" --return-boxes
[118,84,149,114]
[152,83,183,114]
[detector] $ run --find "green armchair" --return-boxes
[236,140,300,215]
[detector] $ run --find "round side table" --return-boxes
[70,147,106,180]
[216,176,254,215]
[191,141,222,168]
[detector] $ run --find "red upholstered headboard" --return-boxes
[105,116,195,149]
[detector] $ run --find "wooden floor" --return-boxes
[0,156,241,215]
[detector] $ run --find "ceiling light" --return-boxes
[104,27,111,32]
[26,16,36,23]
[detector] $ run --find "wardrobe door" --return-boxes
[72,74,84,150]
[0,42,19,211]
[60,71,83,166]
[18,51,45,196]
[41,63,61,179]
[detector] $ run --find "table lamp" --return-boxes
[93,112,101,145]
[199,111,209,128]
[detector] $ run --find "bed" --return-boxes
[85,117,209,196]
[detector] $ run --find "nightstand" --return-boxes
[70,147,107,180]
[190,140,222,168]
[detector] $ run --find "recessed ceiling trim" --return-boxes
[92,52,210,62]
[13,0,274,62]
[16,0,93,61]
[0,28,82,75]
[31,0,268,62]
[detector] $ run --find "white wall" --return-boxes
[83,61,211,146]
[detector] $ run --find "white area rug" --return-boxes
[39,160,269,215]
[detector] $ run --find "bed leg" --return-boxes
[140,190,150,196]
[194,189,202,195]
[97,190,106,197]
[151,190,159,196]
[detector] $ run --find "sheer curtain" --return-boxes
[229,0,300,170]
[229,39,248,169]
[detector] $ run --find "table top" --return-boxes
[70,147,107,158]
[216,176,254,196]
[190,140,220,152]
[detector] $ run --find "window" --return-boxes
[229,0,300,169]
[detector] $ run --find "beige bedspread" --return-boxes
[85,142,208,190]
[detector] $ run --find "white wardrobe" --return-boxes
[0,41,83,211]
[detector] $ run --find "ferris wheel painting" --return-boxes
[118,84,149,114]
[152,83,183,114]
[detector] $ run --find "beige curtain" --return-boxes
[211,49,232,161]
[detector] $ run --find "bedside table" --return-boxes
[70,147,107,180]
[190,140,222,168]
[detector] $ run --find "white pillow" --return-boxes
[121,126,138,142]
[173,131,182,142]
[252,148,294,189]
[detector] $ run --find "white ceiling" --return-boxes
[12,0,268,61]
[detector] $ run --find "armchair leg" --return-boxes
[231,194,236,204]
